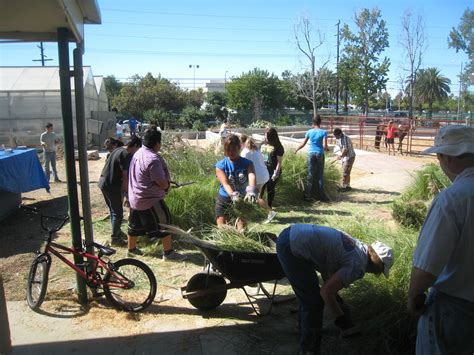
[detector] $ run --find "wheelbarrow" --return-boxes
[164,225,287,316]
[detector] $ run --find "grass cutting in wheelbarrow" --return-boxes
[163,201,292,316]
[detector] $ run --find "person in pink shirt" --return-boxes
[386,120,397,155]
[127,127,186,261]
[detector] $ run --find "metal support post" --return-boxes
[73,46,94,256]
[57,28,88,304]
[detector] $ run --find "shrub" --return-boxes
[392,199,428,229]
[392,163,450,228]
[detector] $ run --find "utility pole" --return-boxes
[32,42,53,66]
[335,20,340,115]
[457,62,463,120]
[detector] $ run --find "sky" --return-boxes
[0,0,470,97]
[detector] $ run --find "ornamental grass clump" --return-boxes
[231,199,267,222]
[202,226,275,253]
[392,163,450,229]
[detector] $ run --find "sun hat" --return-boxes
[424,125,474,156]
[371,241,394,278]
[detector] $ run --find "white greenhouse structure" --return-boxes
[0,66,114,147]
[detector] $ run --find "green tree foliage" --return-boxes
[448,8,473,87]
[179,106,206,129]
[204,91,228,121]
[112,73,186,118]
[103,75,123,110]
[143,108,175,130]
[226,68,285,114]
[341,7,390,115]
[414,68,451,118]
[186,89,205,109]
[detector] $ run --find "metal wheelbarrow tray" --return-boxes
[165,225,286,315]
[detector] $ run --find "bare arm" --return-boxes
[324,136,329,151]
[407,267,437,316]
[247,164,256,187]
[275,155,283,174]
[216,168,235,196]
[320,272,345,317]
[294,137,308,154]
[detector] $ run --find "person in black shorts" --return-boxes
[127,128,186,261]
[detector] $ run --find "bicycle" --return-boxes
[24,206,157,313]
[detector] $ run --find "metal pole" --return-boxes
[57,28,88,304]
[73,45,94,256]
[335,20,340,115]
[0,276,11,355]
[456,62,463,120]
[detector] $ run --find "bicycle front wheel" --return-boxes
[26,253,50,311]
[103,258,157,312]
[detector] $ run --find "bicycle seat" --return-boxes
[91,242,116,256]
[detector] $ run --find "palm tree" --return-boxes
[414,68,451,118]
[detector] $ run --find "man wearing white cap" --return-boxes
[276,224,393,354]
[407,125,474,354]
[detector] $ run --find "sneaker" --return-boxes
[162,250,187,262]
[264,211,277,224]
[111,238,127,247]
[127,247,143,257]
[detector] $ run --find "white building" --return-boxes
[204,80,226,93]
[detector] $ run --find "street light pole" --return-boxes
[224,70,229,92]
[189,64,199,89]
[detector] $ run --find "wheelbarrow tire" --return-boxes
[186,273,227,311]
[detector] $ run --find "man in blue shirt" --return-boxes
[276,224,393,354]
[128,116,138,136]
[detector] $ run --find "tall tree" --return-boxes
[415,68,451,118]
[448,8,473,86]
[113,73,186,118]
[226,68,285,119]
[293,14,329,117]
[399,10,427,119]
[103,75,123,110]
[341,7,390,115]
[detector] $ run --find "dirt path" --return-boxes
[1,146,433,354]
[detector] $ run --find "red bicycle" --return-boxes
[24,207,157,313]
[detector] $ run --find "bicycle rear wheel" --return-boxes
[26,253,50,311]
[103,258,157,312]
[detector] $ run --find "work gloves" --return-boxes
[231,191,240,203]
[244,186,257,204]
[334,314,360,338]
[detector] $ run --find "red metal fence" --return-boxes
[321,116,468,155]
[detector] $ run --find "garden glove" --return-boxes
[244,186,257,204]
[334,314,361,338]
[231,191,240,203]
[271,170,280,181]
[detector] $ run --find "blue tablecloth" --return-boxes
[0,148,50,193]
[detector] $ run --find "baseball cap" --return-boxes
[424,125,474,156]
[371,241,394,278]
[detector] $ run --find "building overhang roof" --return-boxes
[0,0,101,43]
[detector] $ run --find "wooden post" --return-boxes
[0,275,12,355]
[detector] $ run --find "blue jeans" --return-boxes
[276,227,323,352]
[416,289,474,354]
[305,152,325,199]
[101,188,124,238]
[44,151,59,182]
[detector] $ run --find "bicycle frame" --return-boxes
[44,242,132,290]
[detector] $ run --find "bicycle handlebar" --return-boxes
[21,205,70,233]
